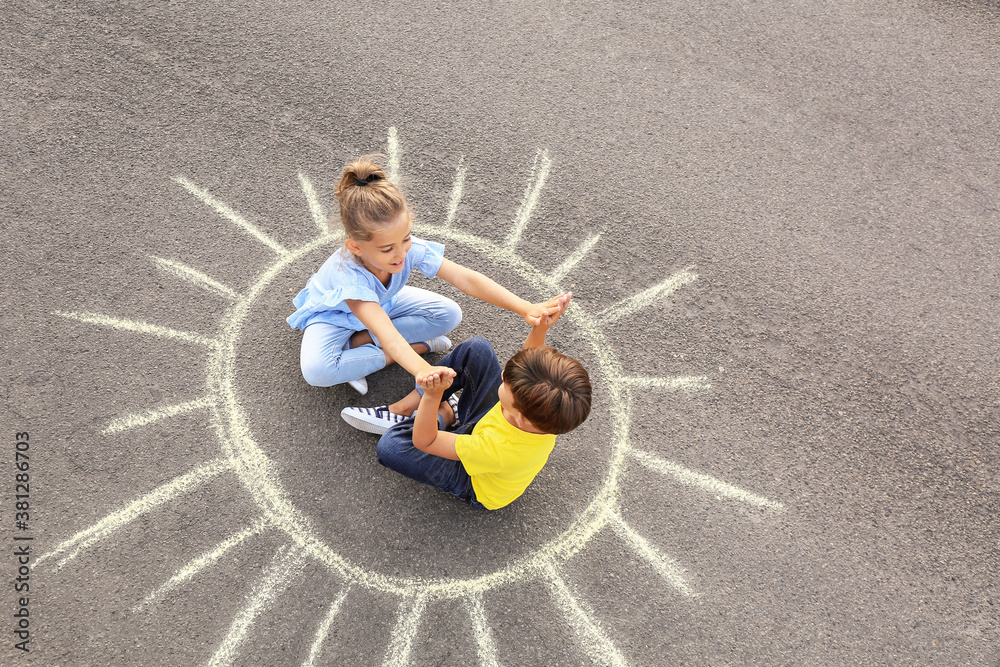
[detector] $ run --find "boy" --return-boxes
[340,293,591,509]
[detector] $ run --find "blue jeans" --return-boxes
[299,286,462,387]
[376,337,503,508]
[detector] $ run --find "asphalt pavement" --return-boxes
[2,1,999,665]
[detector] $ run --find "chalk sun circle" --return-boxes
[210,225,629,597]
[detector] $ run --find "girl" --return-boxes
[287,156,565,394]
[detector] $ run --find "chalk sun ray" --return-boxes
[618,375,711,392]
[303,587,351,667]
[505,149,552,252]
[386,126,401,183]
[297,172,328,233]
[150,256,239,301]
[206,545,307,667]
[607,510,695,597]
[136,518,270,611]
[550,233,602,284]
[173,175,289,256]
[543,559,628,667]
[102,396,216,435]
[55,310,221,349]
[383,591,429,667]
[629,449,785,511]
[596,267,698,326]
[444,157,467,227]
[465,593,501,667]
[34,458,234,570]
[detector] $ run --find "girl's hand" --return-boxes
[417,366,456,392]
[524,292,571,327]
[540,291,571,327]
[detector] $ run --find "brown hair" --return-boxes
[333,156,409,241]
[504,346,592,435]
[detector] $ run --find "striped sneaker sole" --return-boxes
[340,407,403,435]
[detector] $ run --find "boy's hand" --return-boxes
[536,291,571,328]
[522,292,572,350]
[416,366,455,394]
[523,292,571,326]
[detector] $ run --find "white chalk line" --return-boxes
[383,591,429,667]
[206,545,307,667]
[297,172,328,232]
[173,175,289,256]
[607,511,695,597]
[550,233,601,284]
[444,157,467,227]
[303,587,350,667]
[465,594,502,667]
[543,560,628,667]
[135,518,270,611]
[54,310,221,350]
[150,256,238,301]
[35,458,233,570]
[505,149,552,252]
[618,375,711,392]
[102,396,216,435]
[629,449,785,511]
[386,126,400,184]
[596,267,698,326]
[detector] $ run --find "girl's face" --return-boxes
[345,211,412,284]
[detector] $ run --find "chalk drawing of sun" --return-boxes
[41,127,784,666]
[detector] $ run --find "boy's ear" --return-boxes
[513,410,544,434]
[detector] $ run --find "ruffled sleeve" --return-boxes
[412,237,445,278]
[285,252,382,330]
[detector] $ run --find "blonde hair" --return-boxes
[333,156,409,241]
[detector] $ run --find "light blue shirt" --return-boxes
[286,236,445,331]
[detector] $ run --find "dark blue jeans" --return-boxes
[376,337,503,508]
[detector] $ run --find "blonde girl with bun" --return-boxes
[287,156,566,395]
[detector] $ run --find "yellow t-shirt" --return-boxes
[454,403,557,510]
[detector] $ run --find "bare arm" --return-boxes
[412,373,460,460]
[346,299,455,384]
[436,259,568,326]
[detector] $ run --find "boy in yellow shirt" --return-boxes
[341,293,591,509]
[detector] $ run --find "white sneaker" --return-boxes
[419,336,452,354]
[445,392,461,430]
[341,405,407,435]
[348,377,368,395]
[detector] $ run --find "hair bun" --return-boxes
[355,174,381,187]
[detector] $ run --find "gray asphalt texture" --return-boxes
[3,1,1000,665]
